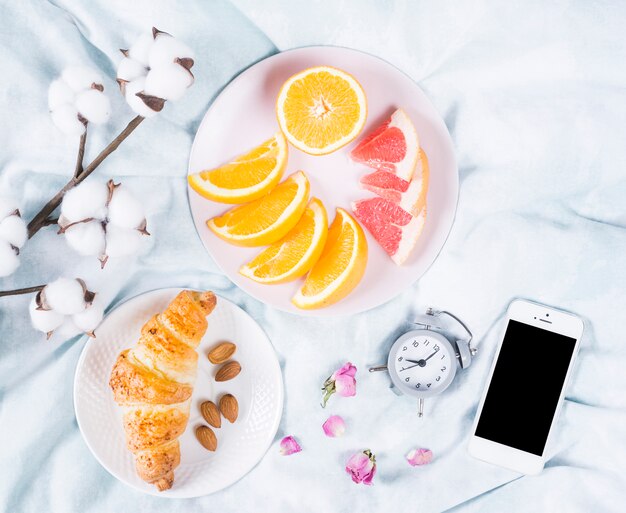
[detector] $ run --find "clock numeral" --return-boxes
[405,377,410,382]
[402,346,407,351]
[433,344,440,351]
[424,340,430,346]
[441,366,447,372]
[436,376,441,381]
[398,356,403,362]
[441,354,445,359]
[427,383,432,388]
[413,340,419,347]
[415,383,421,389]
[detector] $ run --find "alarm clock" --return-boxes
[370,308,477,417]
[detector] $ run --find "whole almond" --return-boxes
[208,342,237,364]
[215,360,241,382]
[200,401,221,428]
[195,425,217,451]
[219,394,239,423]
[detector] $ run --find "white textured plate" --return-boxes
[74,288,284,498]
[188,46,458,316]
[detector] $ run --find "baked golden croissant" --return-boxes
[109,290,217,491]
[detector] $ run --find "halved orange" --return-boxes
[188,132,288,204]
[276,66,367,155]
[292,208,368,309]
[240,198,328,284]
[207,171,310,247]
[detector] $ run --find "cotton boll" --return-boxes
[128,34,154,66]
[62,66,103,92]
[75,89,111,124]
[48,79,75,110]
[107,186,145,229]
[0,241,19,277]
[144,64,193,101]
[63,220,106,256]
[124,77,159,118]
[61,181,109,221]
[0,197,19,220]
[117,57,147,82]
[148,35,194,69]
[51,104,85,136]
[44,278,86,315]
[29,297,65,334]
[105,225,143,257]
[0,215,27,248]
[72,300,104,333]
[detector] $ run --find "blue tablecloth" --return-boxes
[1,1,625,511]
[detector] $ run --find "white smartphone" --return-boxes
[468,298,584,475]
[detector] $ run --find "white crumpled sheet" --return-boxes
[1,1,625,511]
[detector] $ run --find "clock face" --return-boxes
[388,331,457,397]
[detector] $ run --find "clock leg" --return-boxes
[418,398,424,418]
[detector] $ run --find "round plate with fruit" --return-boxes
[188,46,458,316]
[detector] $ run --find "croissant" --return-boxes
[109,290,217,491]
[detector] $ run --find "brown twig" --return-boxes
[27,115,144,239]
[0,285,45,298]
[74,127,87,179]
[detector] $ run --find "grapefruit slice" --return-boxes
[352,197,425,266]
[350,108,419,181]
[188,132,287,204]
[239,198,328,284]
[359,148,430,217]
[292,208,368,309]
[276,66,367,155]
[207,171,310,247]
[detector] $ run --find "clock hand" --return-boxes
[400,363,421,372]
[423,349,439,363]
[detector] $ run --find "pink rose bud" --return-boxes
[345,449,376,485]
[322,415,346,438]
[406,448,433,466]
[321,362,357,407]
[279,436,302,456]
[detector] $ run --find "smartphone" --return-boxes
[468,299,584,474]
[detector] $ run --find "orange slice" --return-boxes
[276,66,367,155]
[207,171,310,247]
[292,208,368,309]
[239,198,328,284]
[188,132,288,204]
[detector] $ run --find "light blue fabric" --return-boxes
[1,1,625,511]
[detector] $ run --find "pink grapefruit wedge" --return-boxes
[350,108,419,182]
[352,197,425,266]
[360,148,429,217]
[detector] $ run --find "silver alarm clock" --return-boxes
[370,308,477,417]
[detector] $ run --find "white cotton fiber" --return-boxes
[75,89,111,125]
[105,225,143,257]
[62,66,103,92]
[0,214,27,248]
[107,185,145,229]
[72,300,104,332]
[48,79,74,110]
[63,220,106,256]
[61,181,109,221]
[117,57,147,82]
[148,35,194,69]
[0,241,19,277]
[44,278,86,315]
[0,197,19,220]
[29,297,65,334]
[128,34,154,66]
[124,77,159,118]
[50,104,85,136]
[144,64,192,101]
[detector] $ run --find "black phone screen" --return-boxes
[474,320,577,456]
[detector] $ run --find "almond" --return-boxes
[219,394,239,423]
[215,360,241,382]
[200,400,221,428]
[208,341,237,364]
[195,425,217,451]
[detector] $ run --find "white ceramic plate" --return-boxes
[188,46,458,316]
[74,288,283,498]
